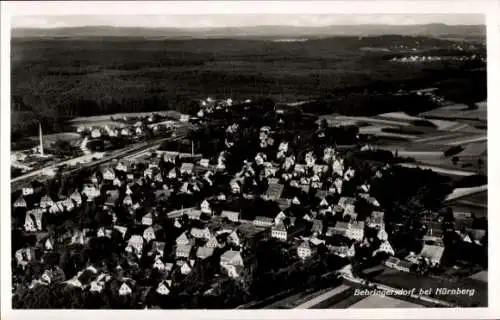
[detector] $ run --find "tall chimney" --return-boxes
[39,122,44,156]
[191,140,194,157]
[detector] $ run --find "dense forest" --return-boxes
[11,36,486,138]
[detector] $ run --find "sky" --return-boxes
[12,14,484,29]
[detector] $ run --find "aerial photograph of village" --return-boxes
[9,12,487,309]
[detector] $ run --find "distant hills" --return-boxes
[11,24,485,40]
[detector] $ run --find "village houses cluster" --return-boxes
[12,113,485,299]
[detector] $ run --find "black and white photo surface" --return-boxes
[2,1,497,317]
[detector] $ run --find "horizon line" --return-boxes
[12,22,485,30]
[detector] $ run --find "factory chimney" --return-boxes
[39,122,44,156]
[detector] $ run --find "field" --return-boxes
[420,102,487,122]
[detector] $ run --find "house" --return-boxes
[102,168,115,181]
[154,173,163,183]
[49,202,64,214]
[319,197,329,208]
[89,281,104,293]
[144,167,153,179]
[105,190,119,207]
[126,235,144,256]
[142,213,154,226]
[331,221,350,236]
[61,199,75,211]
[368,211,385,229]
[168,168,178,179]
[156,280,173,296]
[153,258,167,271]
[377,229,388,241]
[384,257,412,272]
[82,185,100,201]
[24,209,43,232]
[220,250,244,278]
[15,247,36,267]
[346,221,365,241]
[191,227,211,240]
[123,195,133,206]
[97,227,112,238]
[199,158,210,167]
[114,225,128,239]
[185,209,202,220]
[70,230,85,245]
[263,183,284,201]
[176,244,192,258]
[221,211,240,222]
[253,216,274,228]
[205,235,220,249]
[200,199,211,214]
[271,223,288,241]
[374,240,394,256]
[40,195,55,209]
[329,245,355,258]
[44,238,54,251]
[423,226,444,244]
[196,247,214,260]
[343,204,356,219]
[384,257,400,269]
[419,244,445,266]
[115,160,130,173]
[112,177,122,187]
[22,187,34,196]
[119,282,133,296]
[227,231,241,246]
[274,211,287,225]
[180,163,194,175]
[91,128,101,138]
[297,241,313,259]
[338,197,356,209]
[181,259,195,275]
[176,232,191,246]
[149,241,166,258]
[313,164,328,175]
[311,219,324,235]
[14,195,27,208]
[143,225,163,242]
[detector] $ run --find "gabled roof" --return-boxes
[176,244,192,254]
[254,216,273,223]
[176,232,190,243]
[128,235,144,246]
[351,221,365,230]
[220,250,242,264]
[272,222,287,232]
[338,197,356,207]
[335,221,350,231]
[180,163,194,172]
[196,247,214,259]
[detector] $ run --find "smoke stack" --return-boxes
[39,122,44,156]
[191,140,194,157]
